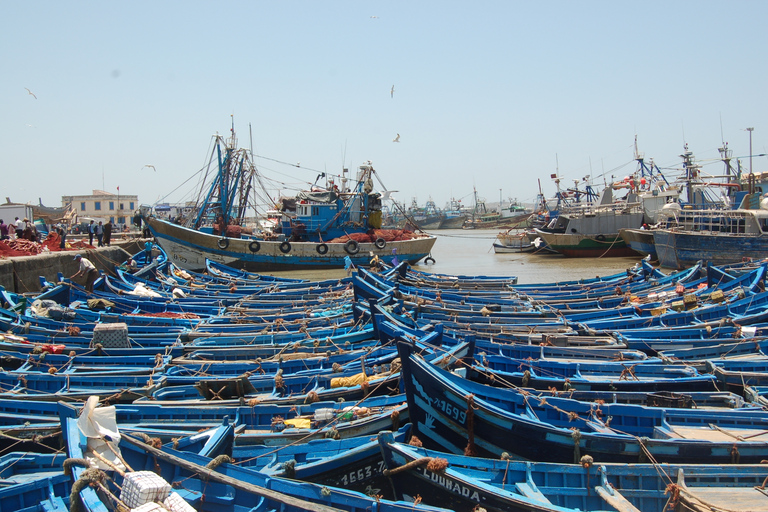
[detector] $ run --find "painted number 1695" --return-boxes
[433,398,467,424]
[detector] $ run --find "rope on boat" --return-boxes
[390,409,401,431]
[282,459,296,478]
[206,454,234,471]
[63,457,90,476]
[731,444,741,464]
[70,467,106,512]
[571,429,582,463]
[618,364,639,381]
[134,432,162,449]
[382,456,448,476]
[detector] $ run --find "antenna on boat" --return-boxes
[249,122,255,161]
[229,114,237,147]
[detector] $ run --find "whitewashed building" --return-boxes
[62,190,139,228]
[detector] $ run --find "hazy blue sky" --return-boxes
[3,1,767,212]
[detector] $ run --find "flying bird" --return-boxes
[25,88,37,99]
[393,133,400,142]
[142,165,156,172]
[390,85,394,98]
[370,15,379,19]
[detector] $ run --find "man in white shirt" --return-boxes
[71,254,99,292]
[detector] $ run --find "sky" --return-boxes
[3,1,767,213]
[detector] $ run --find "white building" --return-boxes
[62,190,139,228]
[154,201,196,222]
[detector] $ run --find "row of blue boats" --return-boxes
[2,249,768,511]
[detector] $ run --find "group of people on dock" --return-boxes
[87,219,115,247]
[0,217,39,242]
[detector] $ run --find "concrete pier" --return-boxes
[1,246,134,294]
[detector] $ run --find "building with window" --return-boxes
[154,202,196,223]
[62,190,139,230]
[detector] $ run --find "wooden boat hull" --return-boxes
[533,230,639,257]
[439,215,467,229]
[654,228,768,269]
[378,432,768,512]
[396,340,768,464]
[402,216,443,231]
[147,216,437,271]
[619,227,657,259]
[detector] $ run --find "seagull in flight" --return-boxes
[142,165,156,172]
[370,15,378,19]
[393,133,400,142]
[390,85,394,98]
[25,88,37,99]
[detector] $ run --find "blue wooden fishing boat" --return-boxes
[394,332,768,464]
[234,424,412,499]
[0,452,71,512]
[60,413,452,512]
[152,334,470,407]
[706,357,768,393]
[206,259,308,282]
[468,353,717,392]
[377,431,768,512]
[0,371,166,402]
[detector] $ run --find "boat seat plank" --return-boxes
[652,426,683,439]
[681,487,768,511]
[595,485,641,512]
[514,481,552,504]
[585,419,614,434]
[668,425,768,442]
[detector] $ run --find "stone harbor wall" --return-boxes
[1,246,131,294]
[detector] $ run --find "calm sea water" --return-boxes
[271,229,645,284]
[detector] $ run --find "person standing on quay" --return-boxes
[58,224,67,249]
[88,220,95,245]
[71,254,99,293]
[14,217,23,238]
[103,220,112,246]
[95,221,104,247]
[0,219,8,240]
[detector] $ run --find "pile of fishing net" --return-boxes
[0,233,94,257]
[42,232,95,251]
[0,232,98,258]
[0,238,44,257]
[327,229,419,243]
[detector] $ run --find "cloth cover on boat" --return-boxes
[331,372,369,388]
[77,395,125,471]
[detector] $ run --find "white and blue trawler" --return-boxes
[143,127,435,271]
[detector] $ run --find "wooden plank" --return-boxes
[680,487,768,512]
[595,485,642,512]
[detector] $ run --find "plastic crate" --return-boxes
[120,471,171,508]
[164,491,196,512]
[91,322,130,348]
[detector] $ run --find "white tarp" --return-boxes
[77,395,126,471]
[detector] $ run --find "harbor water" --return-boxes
[270,229,646,283]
